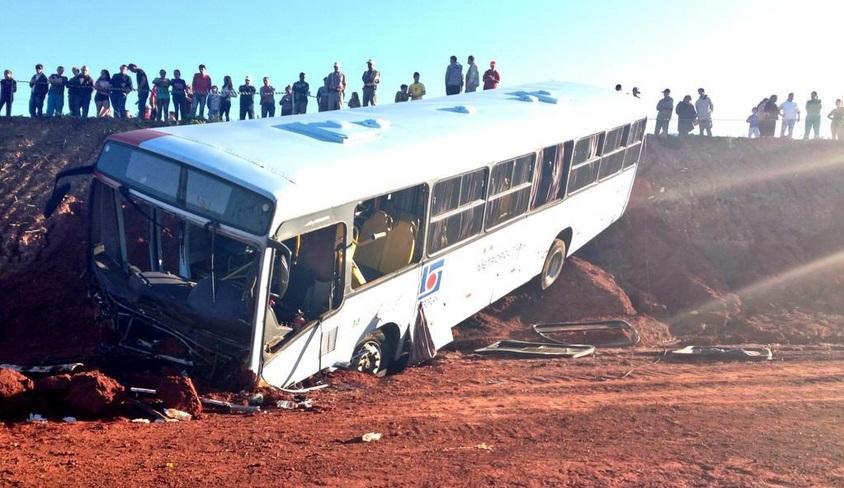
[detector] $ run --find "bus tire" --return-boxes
[539,238,567,290]
[352,330,390,378]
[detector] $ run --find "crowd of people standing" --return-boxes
[0,55,500,122]
[654,87,844,141]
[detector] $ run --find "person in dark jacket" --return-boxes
[66,67,81,116]
[654,88,673,136]
[46,66,68,117]
[0,69,17,117]
[316,77,329,112]
[29,64,48,117]
[804,91,822,140]
[170,70,188,122]
[110,65,133,119]
[762,95,779,137]
[128,64,149,118]
[347,91,361,108]
[675,95,697,137]
[77,66,94,117]
[292,72,309,114]
[279,85,294,116]
[238,75,256,120]
[395,84,410,103]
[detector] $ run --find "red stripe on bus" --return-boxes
[107,129,169,147]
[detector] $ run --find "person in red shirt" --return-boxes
[482,60,500,90]
[191,64,212,119]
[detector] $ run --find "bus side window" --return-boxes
[599,125,628,179]
[568,132,604,194]
[428,168,487,254]
[531,142,570,209]
[623,119,646,168]
[351,184,427,288]
[270,223,345,325]
[486,154,535,229]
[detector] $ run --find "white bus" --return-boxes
[47,82,646,388]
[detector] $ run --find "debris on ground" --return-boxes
[533,320,641,347]
[0,363,84,374]
[26,413,47,423]
[361,432,382,443]
[668,345,773,362]
[200,398,262,415]
[474,340,595,358]
[163,408,192,421]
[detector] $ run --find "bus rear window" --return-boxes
[97,142,274,235]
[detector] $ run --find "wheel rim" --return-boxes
[355,341,382,373]
[545,250,563,282]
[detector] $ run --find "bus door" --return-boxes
[260,214,347,388]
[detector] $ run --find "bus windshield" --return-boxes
[97,141,274,235]
[90,180,261,349]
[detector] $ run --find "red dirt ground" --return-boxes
[1,119,843,486]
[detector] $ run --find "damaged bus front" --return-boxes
[49,135,278,387]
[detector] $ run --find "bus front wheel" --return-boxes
[540,238,567,290]
[351,330,389,378]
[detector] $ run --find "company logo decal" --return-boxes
[418,259,444,300]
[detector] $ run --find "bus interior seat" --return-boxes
[378,218,417,272]
[353,210,391,276]
[353,210,418,280]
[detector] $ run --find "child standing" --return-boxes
[207,85,222,121]
[747,107,761,138]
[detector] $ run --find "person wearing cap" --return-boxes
[170,70,188,122]
[655,89,674,136]
[110,65,133,119]
[29,64,48,117]
[46,66,68,117]
[444,55,463,95]
[292,72,310,114]
[482,60,500,90]
[465,55,480,93]
[408,72,426,101]
[695,88,714,136]
[675,95,697,137]
[361,60,380,107]
[260,76,276,118]
[191,64,212,119]
[326,62,346,111]
[128,64,149,119]
[238,75,256,120]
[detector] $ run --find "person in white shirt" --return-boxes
[779,92,801,138]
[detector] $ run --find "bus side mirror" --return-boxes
[43,164,95,218]
[43,182,72,218]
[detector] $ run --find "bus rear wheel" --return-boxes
[540,238,567,290]
[352,330,389,378]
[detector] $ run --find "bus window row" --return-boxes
[345,117,646,287]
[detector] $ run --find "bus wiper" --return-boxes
[117,185,176,238]
[205,221,221,304]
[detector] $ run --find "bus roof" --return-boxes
[127,81,645,223]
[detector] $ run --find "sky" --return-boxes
[1,0,842,135]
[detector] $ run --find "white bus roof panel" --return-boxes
[135,82,645,222]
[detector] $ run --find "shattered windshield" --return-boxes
[90,180,260,346]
